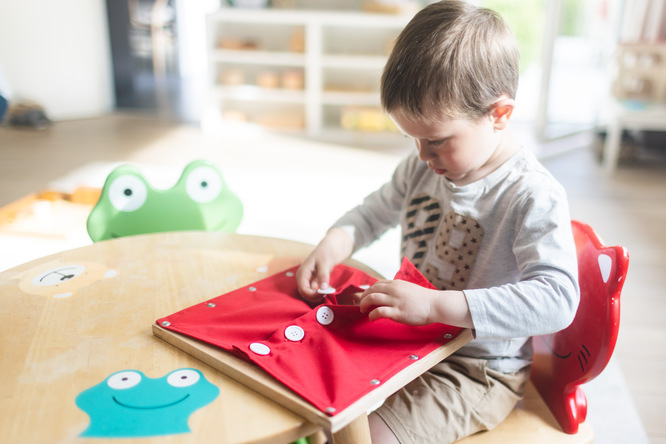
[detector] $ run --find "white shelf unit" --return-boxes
[205,9,413,136]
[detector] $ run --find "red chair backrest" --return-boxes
[531,220,629,434]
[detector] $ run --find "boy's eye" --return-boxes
[428,139,445,146]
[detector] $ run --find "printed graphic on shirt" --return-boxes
[401,194,443,267]
[402,193,484,291]
[423,212,484,290]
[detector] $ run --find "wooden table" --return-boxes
[0,231,471,443]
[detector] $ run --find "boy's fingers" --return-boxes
[296,258,336,302]
[368,306,396,322]
[317,266,331,289]
[297,267,320,299]
[359,290,386,313]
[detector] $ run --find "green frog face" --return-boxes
[76,368,219,437]
[87,160,243,241]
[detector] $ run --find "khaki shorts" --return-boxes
[374,354,531,444]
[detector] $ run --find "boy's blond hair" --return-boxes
[381,0,519,122]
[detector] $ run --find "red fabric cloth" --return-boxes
[156,257,463,415]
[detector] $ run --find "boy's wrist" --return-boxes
[431,290,474,328]
[324,227,354,262]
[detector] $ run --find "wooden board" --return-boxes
[153,324,473,433]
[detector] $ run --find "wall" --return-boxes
[0,0,113,120]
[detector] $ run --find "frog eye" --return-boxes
[108,175,148,212]
[107,371,142,390]
[167,369,200,387]
[185,166,222,204]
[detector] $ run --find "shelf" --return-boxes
[316,127,407,150]
[213,85,306,103]
[321,55,388,70]
[205,8,415,136]
[208,8,412,27]
[321,91,380,106]
[210,49,306,67]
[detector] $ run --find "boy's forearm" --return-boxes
[320,226,355,264]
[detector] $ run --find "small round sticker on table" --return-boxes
[249,342,271,356]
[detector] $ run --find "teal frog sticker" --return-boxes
[87,160,243,241]
[76,368,219,437]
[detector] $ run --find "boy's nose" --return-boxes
[416,140,434,161]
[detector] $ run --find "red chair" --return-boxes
[457,220,629,443]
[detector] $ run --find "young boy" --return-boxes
[296,1,579,443]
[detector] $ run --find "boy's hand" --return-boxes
[359,280,474,328]
[359,280,436,325]
[296,254,336,303]
[296,227,354,303]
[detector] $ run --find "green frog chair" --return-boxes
[87,160,243,242]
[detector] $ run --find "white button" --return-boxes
[359,284,370,290]
[249,342,270,356]
[317,287,336,295]
[284,325,305,342]
[316,306,335,325]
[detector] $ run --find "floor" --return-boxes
[1,113,664,443]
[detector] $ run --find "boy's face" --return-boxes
[390,110,513,186]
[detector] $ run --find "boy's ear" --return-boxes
[490,98,515,131]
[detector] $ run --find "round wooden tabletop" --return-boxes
[0,231,381,444]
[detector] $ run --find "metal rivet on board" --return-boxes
[285,271,294,277]
[207,302,216,308]
[370,379,381,385]
[161,321,171,327]
[248,286,257,292]
[325,407,336,414]
[444,333,453,339]
[409,355,419,360]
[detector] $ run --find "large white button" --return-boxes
[317,286,336,295]
[284,325,305,342]
[316,306,335,326]
[249,342,271,356]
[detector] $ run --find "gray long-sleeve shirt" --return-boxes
[333,148,579,373]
